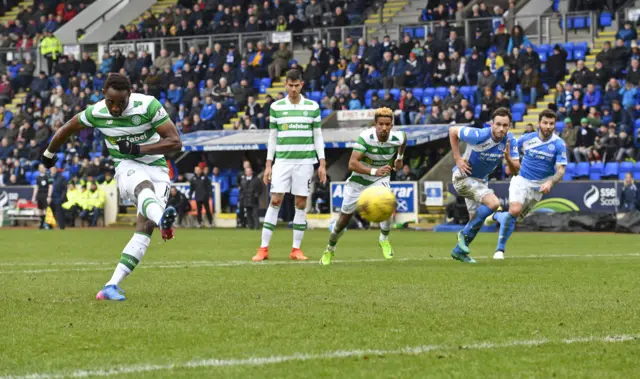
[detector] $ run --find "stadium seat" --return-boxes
[512,112,523,122]
[389,88,401,101]
[511,103,526,115]
[563,163,576,181]
[537,44,549,62]
[633,162,640,175]
[62,171,70,181]
[412,88,424,100]
[321,109,331,118]
[555,121,565,135]
[229,188,239,208]
[459,86,473,100]
[600,12,612,27]
[422,96,433,106]
[377,89,386,98]
[253,78,261,89]
[559,17,574,30]
[365,89,376,99]
[574,42,588,60]
[25,171,33,183]
[589,162,604,180]
[619,161,634,179]
[309,91,322,103]
[575,162,590,178]
[424,88,435,98]
[573,17,586,29]
[474,104,481,118]
[564,42,574,60]
[415,27,425,39]
[403,27,414,38]
[603,162,619,178]
[435,87,448,99]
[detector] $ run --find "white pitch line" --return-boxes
[0,334,637,379]
[1,254,640,275]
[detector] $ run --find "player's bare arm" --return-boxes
[41,114,85,168]
[449,126,471,175]
[540,165,565,194]
[263,128,277,185]
[117,119,182,156]
[504,140,521,175]
[394,132,407,171]
[349,150,391,177]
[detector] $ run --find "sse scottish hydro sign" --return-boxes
[330,181,418,223]
[449,181,621,213]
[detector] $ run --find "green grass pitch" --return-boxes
[1,228,640,378]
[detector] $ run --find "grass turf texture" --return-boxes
[1,228,639,378]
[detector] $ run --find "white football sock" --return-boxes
[137,188,164,225]
[261,205,280,248]
[106,232,150,287]
[379,218,392,241]
[292,208,307,249]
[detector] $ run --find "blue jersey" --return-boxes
[517,132,567,181]
[453,127,519,180]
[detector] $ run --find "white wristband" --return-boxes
[43,149,54,159]
[370,168,377,176]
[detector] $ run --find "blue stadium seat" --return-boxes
[424,88,435,98]
[619,161,634,179]
[589,162,604,180]
[573,17,586,29]
[25,171,33,183]
[310,91,322,103]
[435,87,448,99]
[600,12,612,27]
[199,80,205,90]
[228,188,239,207]
[575,162,590,178]
[633,162,640,174]
[412,88,424,100]
[365,97,372,107]
[365,89,376,98]
[603,162,619,178]
[415,27,425,39]
[537,44,549,63]
[564,163,576,181]
[555,121,565,135]
[512,112,523,122]
[321,109,331,118]
[459,86,473,99]
[389,88,401,101]
[559,17,573,30]
[511,103,526,115]
[474,104,481,118]
[564,42,575,60]
[574,42,588,61]
[253,78,261,89]
[422,96,433,106]
[377,89,386,98]
[62,171,70,181]
[403,28,414,38]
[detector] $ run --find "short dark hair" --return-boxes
[103,73,131,92]
[492,107,512,122]
[538,109,557,122]
[285,69,302,82]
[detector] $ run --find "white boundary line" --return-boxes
[1,253,640,274]
[0,334,637,379]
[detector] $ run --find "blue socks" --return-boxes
[496,213,517,252]
[461,205,494,245]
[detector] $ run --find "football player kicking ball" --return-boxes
[485,109,566,259]
[450,107,520,263]
[320,107,406,266]
[253,69,327,261]
[40,73,182,301]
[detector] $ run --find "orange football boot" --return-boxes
[252,247,269,261]
[290,248,309,260]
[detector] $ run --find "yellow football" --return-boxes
[357,185,397,223]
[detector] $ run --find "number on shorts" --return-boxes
[308,179,312,190]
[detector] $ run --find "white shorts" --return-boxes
[115,160,171,208]
[271,163,314,197]
[509,175,545,218]
[341,178,391,214]
[452,170,494,215]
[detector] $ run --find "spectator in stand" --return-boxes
[471,28,491,55]
[620,81,638,111]
[627,59,640,85]
[485,50,504,76]
[497,69,517,101]
[616,130,635,161]
[190,165,213,228]
[507,25,530,54]
[569,100,587,126]
[604,78,622,108]
[348,90,362,110]
[200,96,216,129]
[596,125,619,162]
[479,87,495,122]
[611,39,631,76]
[401,90,420,125]
[167,187,190,227]
[521,45,541,72]
[611,100,632,131]
[397,165,417,181]
[616,21,638,47]
[269,43,292,81]
[583,84,602,108]
[493,24,510,55]
[432,51,449,86]
[547,45,567,87]
[619,173,638,211]
[524,123,536,134]
[518,65,542,107]
[574,118,597,162]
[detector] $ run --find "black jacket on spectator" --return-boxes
[51,172,67,204]
[576,126,597,147]
[547,52,567,85]
[569,67,594,87]
[596,49,612,67]
[619,183,639,211]
[611,46,630,72]
[189,174,212,201]
[594,66,611,88]
[627,68,640,85]
[167,190,190,214]
[471,32,491,53]
[239,174,262,208]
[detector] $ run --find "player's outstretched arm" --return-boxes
[348,150,390,177]
[449,126,471,175]
[41,114,85,168]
